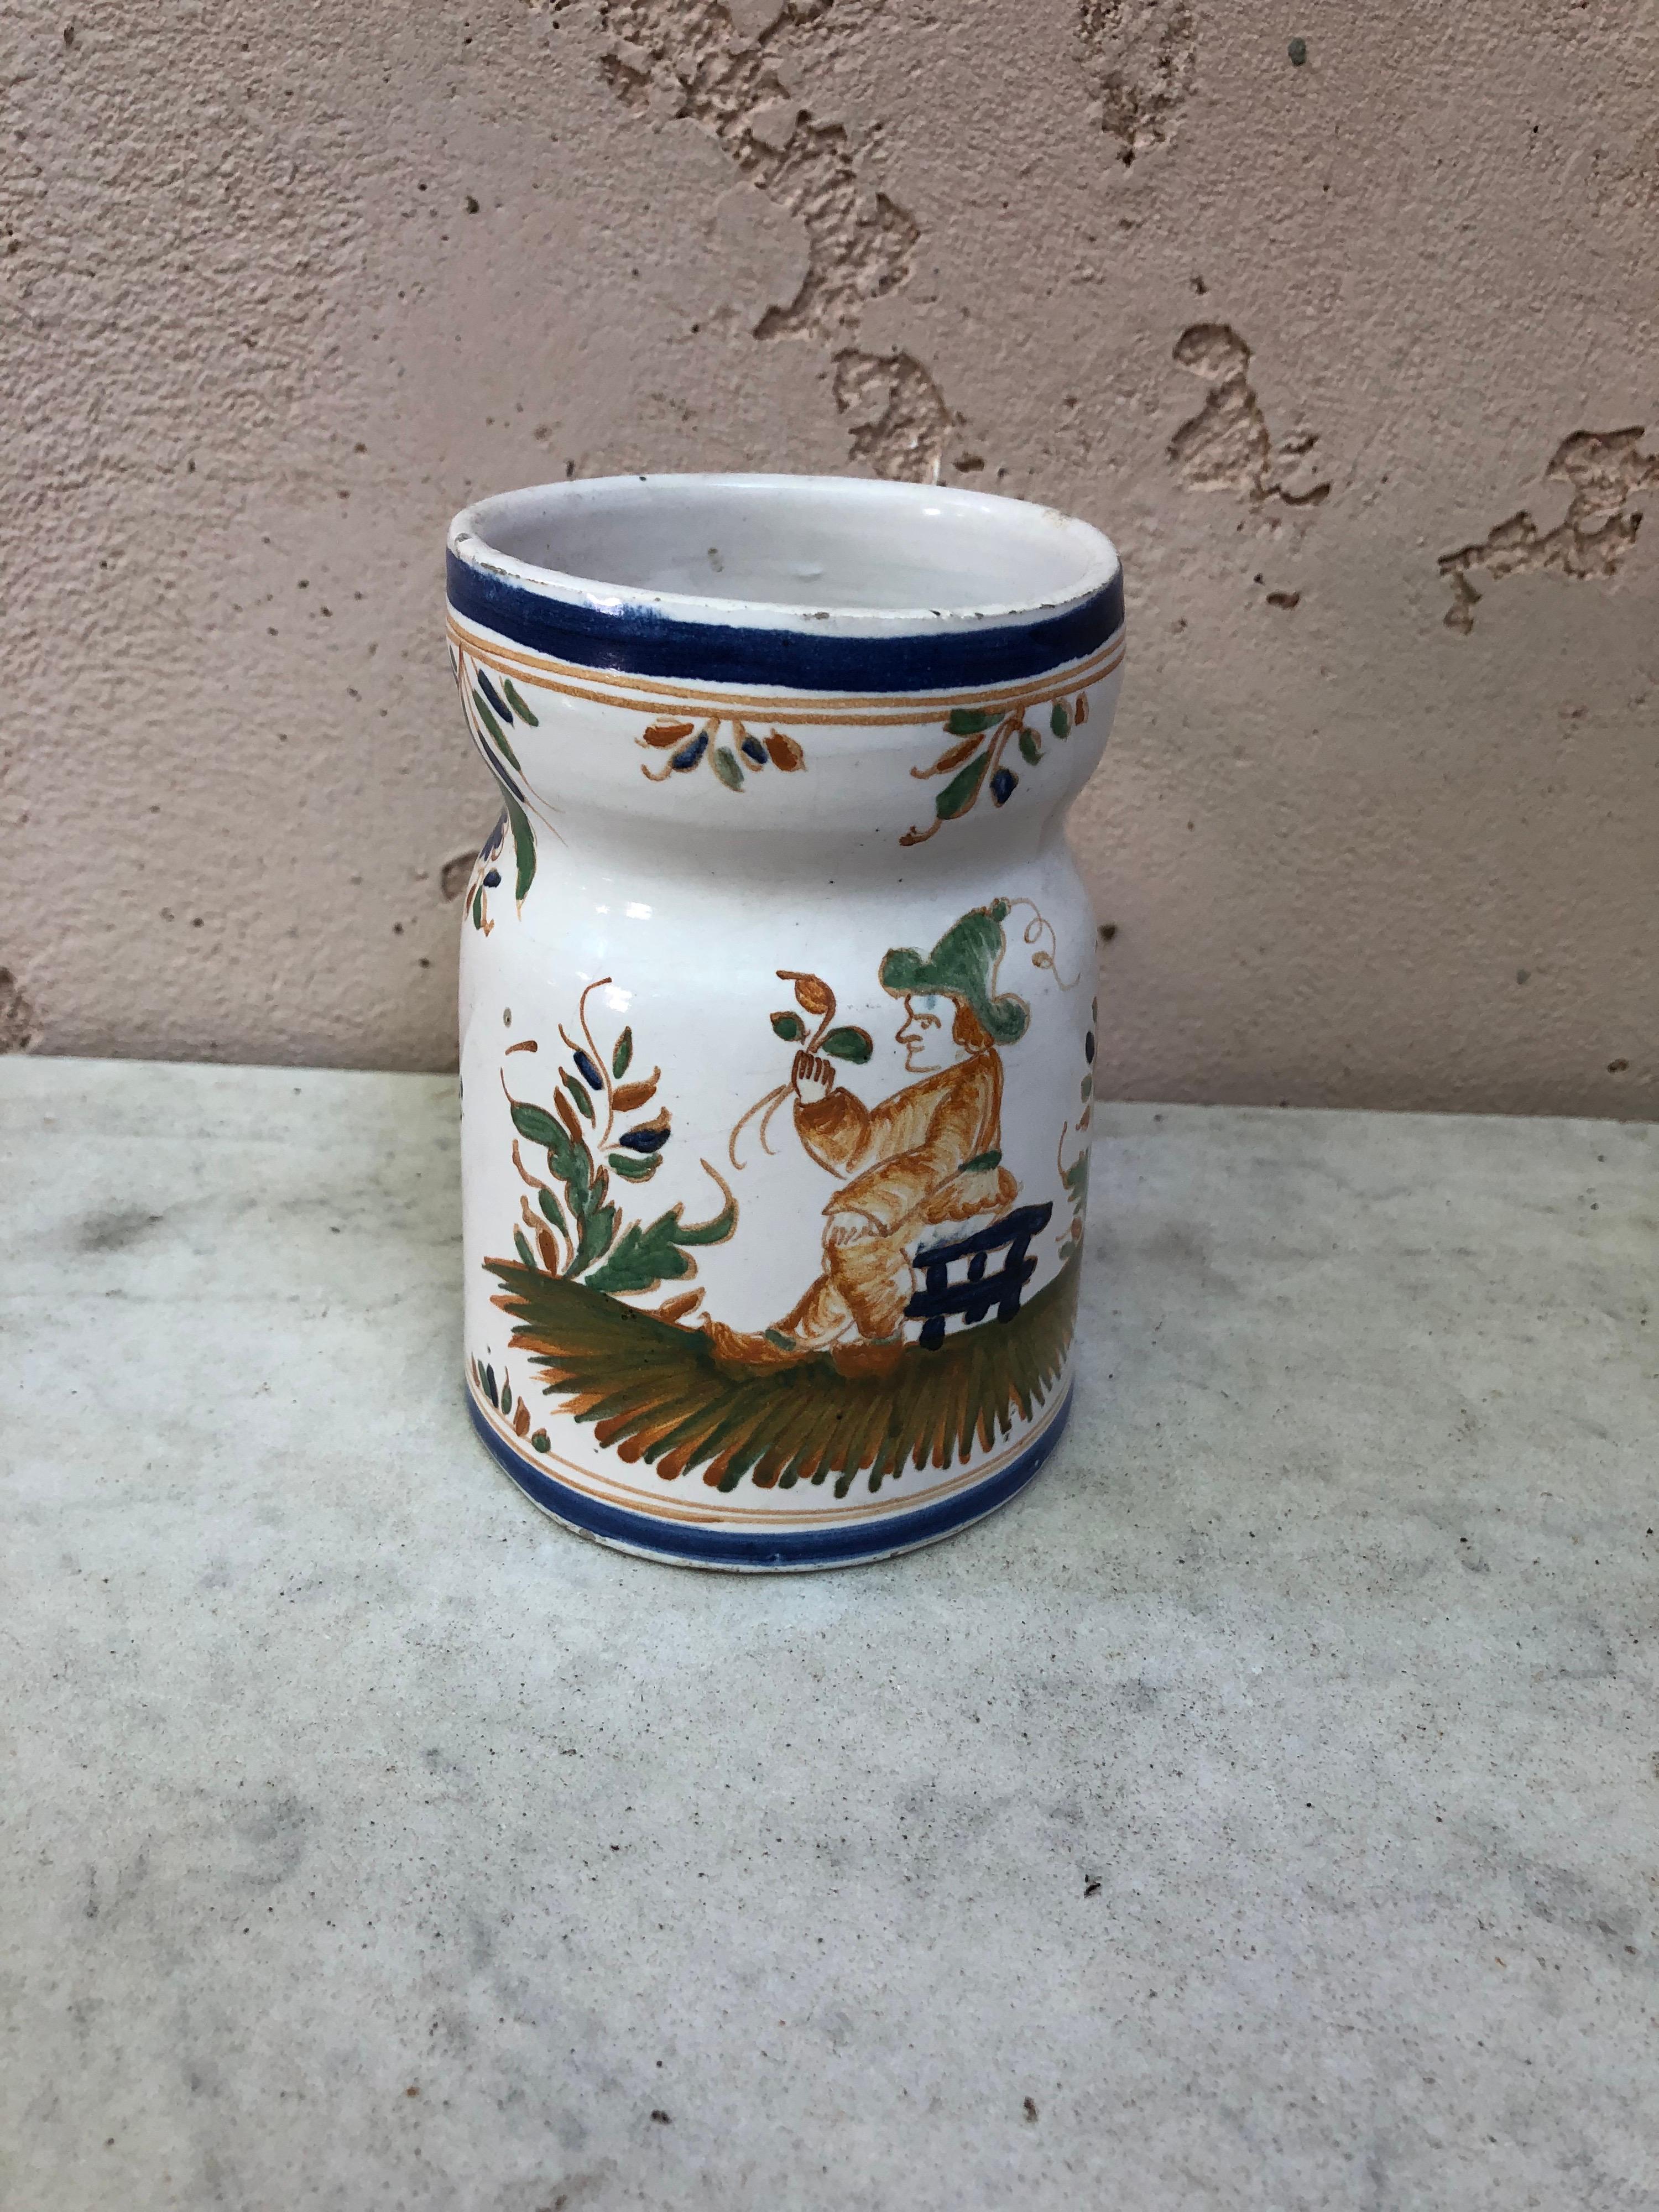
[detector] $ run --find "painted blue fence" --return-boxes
[906,1202,1054,1349]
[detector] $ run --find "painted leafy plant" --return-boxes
[902,688,1091,846]
[452,648,541,928]
[638,714,807,791]
[502,979,736,1307]
[469,1352,552,1455]
[487,1244,1079,1496]
[729,969,874,1168]
[465,805,537,937]
[1055,992,1098,1271]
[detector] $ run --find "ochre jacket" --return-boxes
[794,1049,1019,1237]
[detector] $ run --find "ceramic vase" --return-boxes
[448,473,1123,1569]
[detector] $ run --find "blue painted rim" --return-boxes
[447,549,1123,694]
[467,1387,1072,1570]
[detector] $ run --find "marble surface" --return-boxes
[2,1058,1655,2212]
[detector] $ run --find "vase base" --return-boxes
[465,1386,1072,1572]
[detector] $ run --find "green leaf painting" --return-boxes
[945,707,998,736]
[505,797,536,906]
[457,802,534,936]
[510,1102,565,1151]
[934,749,991,821]
[473,688,521,770]
[582,1188,739,1298]
[453,651,539,928]
[495,979,733,1315]
[905,676,1104,844]
[821,1025,873,1063]
[570,1197,619,1279]
[501,677,540,727]
[608,1150,662,1182]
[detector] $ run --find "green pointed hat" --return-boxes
[879,899,1030,1046]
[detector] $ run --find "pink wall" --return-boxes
[2,0,1654,1114]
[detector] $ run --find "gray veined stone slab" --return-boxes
[2,1057,1655,2211]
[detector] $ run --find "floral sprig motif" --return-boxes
[638,715,807,790]
[902,688,1091,847]
[452,645,544,927]
[728,969,874,1169]
[463,808,515,937]
[502,980,737,1306]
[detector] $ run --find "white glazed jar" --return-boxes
[448,474,1123,1569]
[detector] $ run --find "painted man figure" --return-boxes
[707,902,1029,1371]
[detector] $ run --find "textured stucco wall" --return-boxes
[2,0,1655,1113]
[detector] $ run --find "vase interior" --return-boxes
[456,473,1118,624]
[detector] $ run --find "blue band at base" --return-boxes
[447,551,1124,695]
[466,1389,1072,1571]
